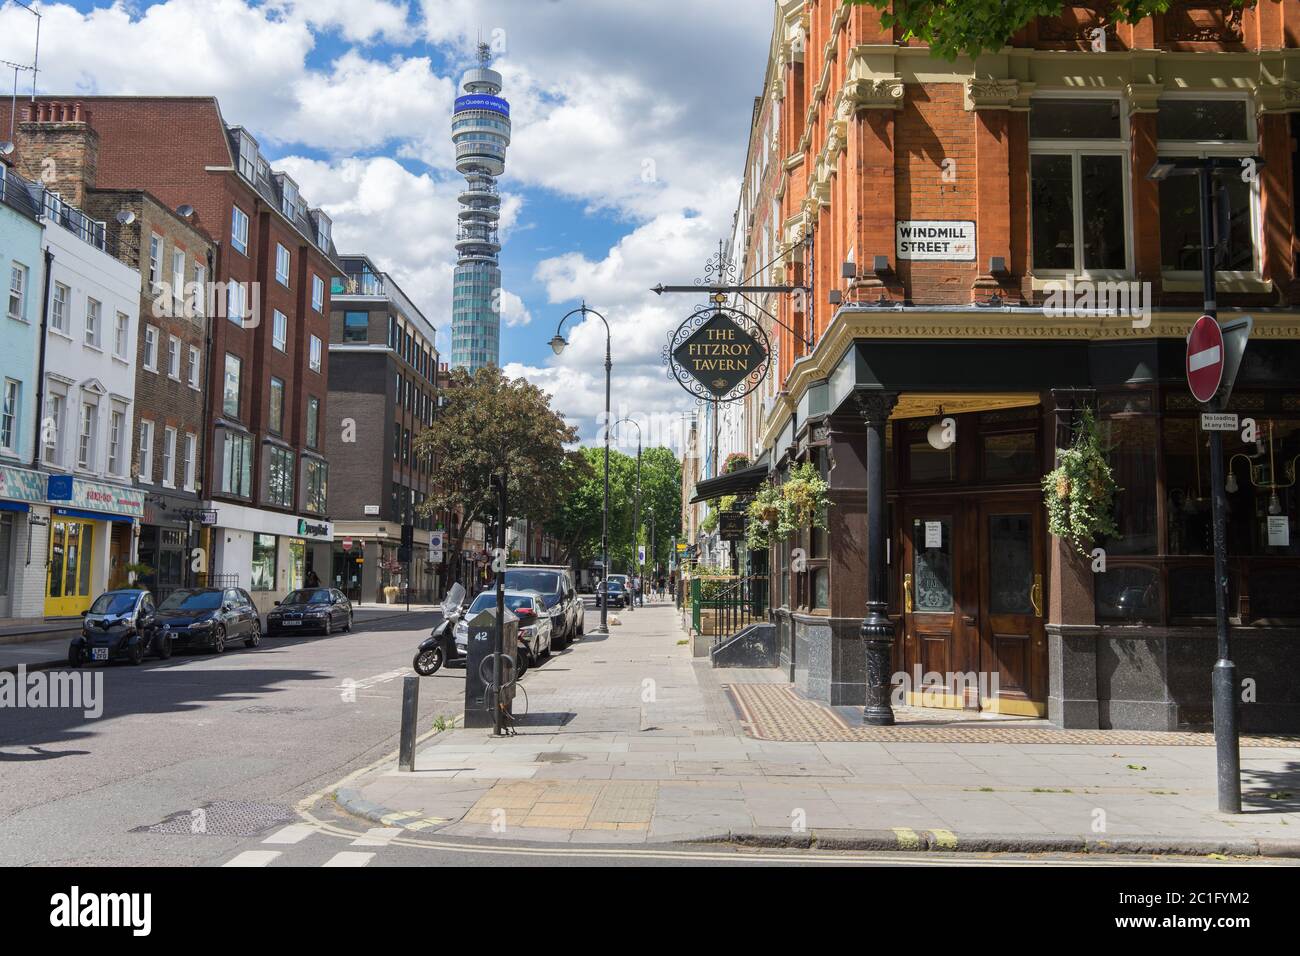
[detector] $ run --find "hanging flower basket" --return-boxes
[744,463,830,550]
[1042,407,1120,556]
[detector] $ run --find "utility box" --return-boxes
[463,604,518,729]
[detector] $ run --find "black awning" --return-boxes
[690,461,770,504]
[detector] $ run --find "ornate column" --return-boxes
[855,389,898,725]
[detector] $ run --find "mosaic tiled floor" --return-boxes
[725,683,1300,747]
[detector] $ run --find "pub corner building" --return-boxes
[706,0,1300,732]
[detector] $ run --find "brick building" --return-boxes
[0,97,344,611]
[706,1,1300,730]
[325,255,441,602]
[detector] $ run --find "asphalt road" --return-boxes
[3,597,1293,869]
[0,608,469,866]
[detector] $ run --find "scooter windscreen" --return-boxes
[441,583,466,613]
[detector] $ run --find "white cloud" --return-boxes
[498,289,532,328]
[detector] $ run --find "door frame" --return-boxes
[897,493,1048,715]
[45,516,98,617]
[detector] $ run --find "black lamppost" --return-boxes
[551,301,612,634]
[1147,155,1262,814]
[613,416,641,610]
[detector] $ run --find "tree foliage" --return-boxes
[415,365,581,581]
[545,444,682,573]
[847,0,1247,61]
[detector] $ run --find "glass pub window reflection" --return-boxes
[1029,97,1130,276]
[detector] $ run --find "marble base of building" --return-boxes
[1050,623,1300,732]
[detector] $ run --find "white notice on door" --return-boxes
[924,521,942,549]
[1267,516,1290,547]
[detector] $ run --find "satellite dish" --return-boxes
[0,142,14,156]
[115,210,136,225]
[176,204,194,218]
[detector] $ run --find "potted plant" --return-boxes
[722,452,752,474]
[124,562,154,586]
[381,556,403,603]
[1042,407,1120,556]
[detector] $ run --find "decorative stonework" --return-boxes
[1124,82,1164,113]
[845,77,904,111]
[964,77,1023,111]
[1163,1,1245,43]
[1256,80,1300,115]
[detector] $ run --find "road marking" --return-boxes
[223,850,282,867]
[263,823,315,845]
[379,809,424,826]
[930,829,958,850]
[341,669,411,692]
[323,851,375,867]
[892,827,921,850]
[352,827,402,847]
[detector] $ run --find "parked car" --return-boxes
[454,589,552,670]
[503,565,582,648]
[267,587,353,636]
[68,588,166,666]
[157,587,261,653]
[597,578,627,608]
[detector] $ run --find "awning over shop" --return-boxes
[690,461,770,504]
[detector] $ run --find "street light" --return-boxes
[613,416,642,610]
[552,301,612,634]
[1147,155,1264,814]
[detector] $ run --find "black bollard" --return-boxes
[398,675,419,772]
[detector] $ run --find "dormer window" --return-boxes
[237,131,259,182]
[279,175,299,220]
[315,211,332,250]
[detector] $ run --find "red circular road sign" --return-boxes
[1186,315,1225,404]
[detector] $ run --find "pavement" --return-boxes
[0,602,445,673]
[334,600,1300,857]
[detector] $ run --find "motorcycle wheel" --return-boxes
[413,645,443,676]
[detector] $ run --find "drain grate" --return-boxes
[132,800,299,837]
[535,751,583,763]
[512,711,576,727]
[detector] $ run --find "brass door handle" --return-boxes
[903,573,913,614]
[1030,574,1043,618]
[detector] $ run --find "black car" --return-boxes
[267,588,353,636]
[597,579,627,608]
[157,587,261,653]
[502,565,583,648]
[69,589,167,666]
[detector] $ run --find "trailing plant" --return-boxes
[781,462,830,530]
[1041,407,1120,556]
[745,484,784,549]
[699,494,737,536]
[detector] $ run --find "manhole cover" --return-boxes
[132,800,298,837]
[535,752,583,763]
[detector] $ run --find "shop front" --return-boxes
[762,317,1300,731]
[0,464,52,620]
[41,476,144,617]
[137,491,206,603]
[205,501,333,614]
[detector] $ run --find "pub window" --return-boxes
[1029,97,1130,276]
[1163,418,1216,556]
[1095,564,1161,624]
[1097,415,1159,555]
[982,431,1038,482]
[1156,96,1258,276]
[907,418,956,483]
[1224,416,1299,557]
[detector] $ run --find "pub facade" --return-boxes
[721,0,1300,731]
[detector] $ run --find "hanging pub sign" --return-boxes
[665,306,770,403]
[719,512,747,541]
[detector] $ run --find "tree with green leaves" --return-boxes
[847,0,1248,61]
[415,365,582,585]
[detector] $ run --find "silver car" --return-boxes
[454,589,553,668]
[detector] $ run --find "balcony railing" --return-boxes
[42,191,107,251]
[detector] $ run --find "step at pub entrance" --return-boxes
[892,400,1048,716]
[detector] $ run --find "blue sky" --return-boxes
[0,0,773,444]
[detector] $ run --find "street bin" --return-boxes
[463,604,518,729]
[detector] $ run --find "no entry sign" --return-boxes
[1186,315,1224,404]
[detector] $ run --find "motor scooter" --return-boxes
[413,583,465,675]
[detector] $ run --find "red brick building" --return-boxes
[0,97,344,607]
[720,1,1300,730]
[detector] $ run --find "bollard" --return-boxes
[398,675,419,772]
